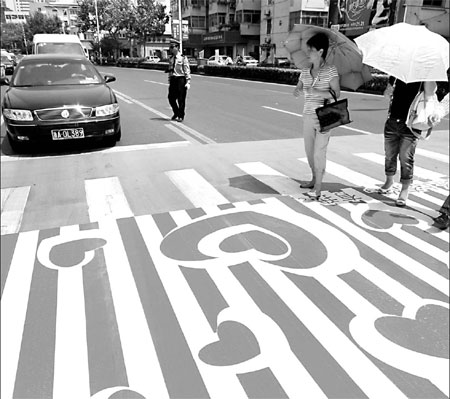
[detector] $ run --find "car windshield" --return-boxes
[12,60,103,87]
[36,43,85,56]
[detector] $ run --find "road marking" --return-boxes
[53,225,90,399]
[144,80,169,86]
[355,152,447,181]
[415,148,449,164]
[165,124,200,144]
[1,230,39,399]
[101,218,170,398]
[166,169,228,207]
[114,90,215,144]
[265,89,291,94]
[1,186,30,234]
[235,161,298,194]
[262,106,374,135]
[263,106,303,117]
[0,141,190,163]
[136,215,249,398]
[115,93,133,104]
[85,177,133,222]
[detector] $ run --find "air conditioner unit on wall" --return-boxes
[264,9,271,16]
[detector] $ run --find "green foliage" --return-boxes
[1,23,26,52]
[23,12,63,45]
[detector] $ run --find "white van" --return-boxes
[32,34,88,58]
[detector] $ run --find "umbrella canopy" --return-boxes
[354,23,449,83]
[283,24,372,91]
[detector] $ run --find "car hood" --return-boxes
[3,84,116,110]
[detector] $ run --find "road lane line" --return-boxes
[115,93,133,104]
[166,169,229,207]
[52,225,90,399]
[136,214,248,398]
[165,123,202,145]
[1,186,30,235]
[416,148,449,163]
[114,90,215,144]
[262,106,374,134]
[1,230,39,399]
[144,80,169,86]
[0,141,191,163]
[85,177,133,222]
[355,152,447,181]
[235,161,298,194]
[101,218,169,398]
[263,106,303,117]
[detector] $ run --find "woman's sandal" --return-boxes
[300,181,315,189]
[305,191,321,200]
[395,198,407,207]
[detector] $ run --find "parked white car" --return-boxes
[146,55,160,63]
[241,56,258,66]
[207,55,233,66]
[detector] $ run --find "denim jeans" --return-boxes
[384,118,418,183]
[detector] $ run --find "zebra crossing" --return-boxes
[1,149,449,399]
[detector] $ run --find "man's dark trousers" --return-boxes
[168,76,187,119]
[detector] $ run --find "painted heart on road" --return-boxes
[375,304,449,358]
[199,320,261,366]
[362,210,418,229]
[49,238,107,267]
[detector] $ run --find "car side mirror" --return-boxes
[104,74,116,83]
[1,77,10,86]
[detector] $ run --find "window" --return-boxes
[289,10,327,30]
[266,18,272,34]
[190,15,206,27]
[235,10,260,24]
[209,13,218,26]
[423,0,443,6]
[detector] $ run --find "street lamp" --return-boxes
[94,0,102,64]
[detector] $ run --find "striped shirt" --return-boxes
[299,64,339,114]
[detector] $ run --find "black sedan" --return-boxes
[1,54,121,152]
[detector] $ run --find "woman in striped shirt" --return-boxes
[294,33,340,199]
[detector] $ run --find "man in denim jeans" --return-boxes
[379,78,437,207]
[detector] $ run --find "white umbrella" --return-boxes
[283,24,372,91]
[354,23,449,83]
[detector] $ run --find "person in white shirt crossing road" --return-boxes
[167,39,191,123]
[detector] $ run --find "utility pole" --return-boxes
[94,0,102,64]
[178,0,182,53]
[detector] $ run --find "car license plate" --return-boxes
[51,128,85,140]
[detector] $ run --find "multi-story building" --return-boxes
[28,0,80,34]
[4,0,30,12]
[171,0,262,59]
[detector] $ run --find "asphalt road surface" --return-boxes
[1,67,449,399]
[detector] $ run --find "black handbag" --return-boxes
[315,90,351,132]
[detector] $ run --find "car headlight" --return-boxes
[96,103,119,117]
[2,109,34,121]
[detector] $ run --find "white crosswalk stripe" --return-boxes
[1,149,449,398]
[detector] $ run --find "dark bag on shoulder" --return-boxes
[315,90,351,132]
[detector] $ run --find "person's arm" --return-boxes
[183,56,191,89]
[293,75,304,97]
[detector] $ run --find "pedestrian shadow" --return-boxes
[229,175,279,194]
[150,117,172,122]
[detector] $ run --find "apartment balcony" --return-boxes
[239,23,260,35]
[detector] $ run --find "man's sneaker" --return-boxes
[171,115,177,120]
[433,213,449,230]
[176,117,184,122]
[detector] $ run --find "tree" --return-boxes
[1,23,26,52]
[134,0,169,43]
[23,11,63,48]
